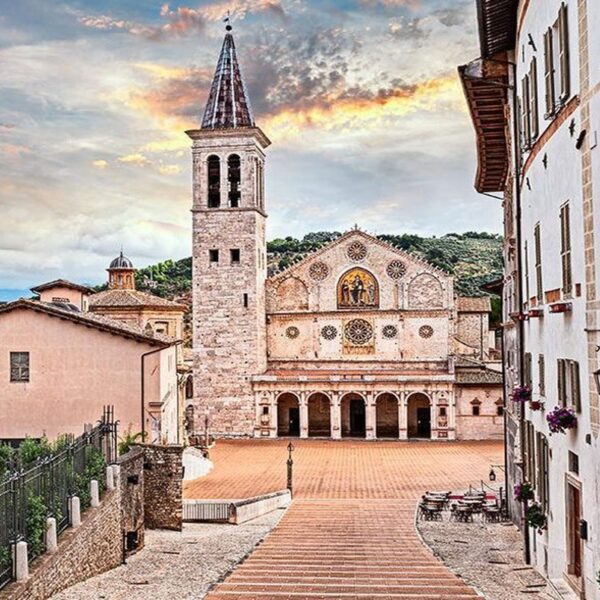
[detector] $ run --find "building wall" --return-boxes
[37,287,88,311]
[455,386,504,440]
[0,308,171,441]
[90,307,184,340]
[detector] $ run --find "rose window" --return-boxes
[321,325,338,340]
[419,325,434,339]
[346,241,368,262]
[386,260,407,280]
[382,325,398,339]
[344,319,373,345]
[286,326,300,339]
[309,261,330,281]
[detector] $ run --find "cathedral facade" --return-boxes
[188,28,503,441]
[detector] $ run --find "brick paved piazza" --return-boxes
[186,440,504,599]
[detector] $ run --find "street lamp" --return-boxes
[287,442,294,497]
[489,468,497,482]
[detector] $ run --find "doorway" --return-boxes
[341,394,366,438]
[277,393,300,437]
[566,480,583,584]
[407,393,431,439]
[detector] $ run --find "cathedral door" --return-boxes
[349,399,366,437]
[288,408,300,437]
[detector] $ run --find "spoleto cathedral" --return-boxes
[187,27,503,441]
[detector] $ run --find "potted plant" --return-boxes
[525,503,547,534]
[514,482,535,503]
[546,406,577,434]
[511,386,532,404]
[530,400,543,411]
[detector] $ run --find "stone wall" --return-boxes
[455,385,504,440]
[119,447,145,554]
[0,489,122,600]
[143,445,183,531]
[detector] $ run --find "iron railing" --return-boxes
[0,407,117,589]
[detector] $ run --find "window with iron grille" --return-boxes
[534,224,543,303]
[560,203,572,295]
[10,352,30,382]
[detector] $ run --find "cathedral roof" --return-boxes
[201,27,255,130]
[89,289,186,311]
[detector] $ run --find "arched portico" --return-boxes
[308,393,331,437]
[407,393,431,439]
[376,393,399,438]
[341,393,366,438]
[277,393,300,437]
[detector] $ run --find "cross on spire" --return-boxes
[201,24,254,130]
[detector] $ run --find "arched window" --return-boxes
[185,375,193,399]
[207,155,220,208]
[228,154,241,207]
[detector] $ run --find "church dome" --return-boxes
[109,251,133,269]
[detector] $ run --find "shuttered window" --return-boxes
[521,76,531,149]
[534,224,543,302]
[524,242,530,304]
[538,354,546,396]
[560,203,573,295]
[558,3,570,101]
[557,359,581,411]
[536,433,550,512]
[529,58,539,140]
[524,353,533,388]
[544,28,555,116]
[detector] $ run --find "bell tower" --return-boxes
[187,25,270,436]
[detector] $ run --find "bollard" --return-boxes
[46,517,58,553]
[14,541,28,581]
[111,464,121,485]
[90,480,100,508]
[106,465,115,490]
[70,496,81,528]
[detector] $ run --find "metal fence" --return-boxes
[0,407,117,589]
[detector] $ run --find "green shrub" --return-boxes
[26,494,48,558]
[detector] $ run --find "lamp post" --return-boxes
[287,442,294,498]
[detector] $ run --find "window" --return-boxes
[230,249,240,264]
[497,405,504,416]
[209,249,219,264]
[243,293,249,308]
[544,4,570,118]
[228,154,241,207]
[472,404,481,417]
[568,451,579,475]
[529,58,539,140]
[538,354,546,396]
[560,203,572,295]
[524,421,536,488]
[534,224,543,302]
[154,321,169,335]
[207,155,221,208]
[524,352,533,388]
[524,241,530,304]
[537,433,550,511]
[439,407,447,417]
[262,406,269,416]
[521,74,531,149]
[557,358,581,411]
[185,376,193,399]
[10,352,30,383]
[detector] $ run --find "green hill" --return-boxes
[135,231,503,300]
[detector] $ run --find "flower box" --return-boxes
[514,482,534,502]
[526,503,547,534]
[546,406,577,434]
[511,386,532,404]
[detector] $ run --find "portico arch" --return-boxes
[407,393,431,439]
[341,393,366,438]
[376,393,399,438]
[277,393,300,437]
[308,393,331,437]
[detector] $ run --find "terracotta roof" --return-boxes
[0,299,177,346]
[89,289,186,310]
[31,279,94,295]
[201,29,254,130]
[457,296,491,312]
[458,58,510,193]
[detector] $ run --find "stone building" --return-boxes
[460,0,600,596]
[188,26,503,441]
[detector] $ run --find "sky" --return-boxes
[0,0,501,295]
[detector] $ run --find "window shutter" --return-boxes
[557,359,566,406]
[544,28,555,115]
[571,361,581,412]
[558,3,570,100]
[522,77,531,149]
[529,58,539,139]
[538,354,545,396]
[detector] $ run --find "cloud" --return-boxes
[2,144,31,158]
[158,164,181,175]
[359,0,420,10]
[92,159,109,169]
[199,0,287,21]
[118,153,151,166]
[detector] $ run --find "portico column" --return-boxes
[447,389,457,440]
[366,391,376,440]
[299,391,308,439]
[398,391,408,440]
[270,393,278,438]
[331,393,341,439]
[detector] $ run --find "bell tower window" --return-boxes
[207,155,221,208]
[228,154,241,207]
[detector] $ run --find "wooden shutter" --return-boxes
[544,28,555,116]
[538,354,545,396]
[558,3,570,100]
[525,353,533,388]
[560,204,572,294]
[571,361,581,412]
[534,224,543,301]
[558,358,566,406]
[522,76,531,149]
[529,58,539,139]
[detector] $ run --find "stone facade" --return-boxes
[118,447,145,554]
[142,445,183,531]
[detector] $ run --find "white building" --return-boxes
[461,1,600,597]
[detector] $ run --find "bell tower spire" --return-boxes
[187,25,270,437]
